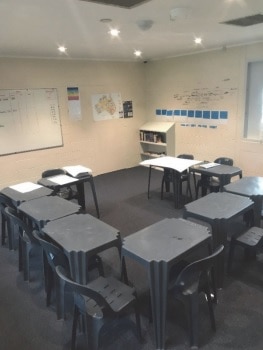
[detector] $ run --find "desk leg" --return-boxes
[149,261,168,350]
[147,166,152,199]
[252,197,261,228]
[88,176,100,218]
[172,170,180,209]
[211,220,226,289]
[76,182,86,210]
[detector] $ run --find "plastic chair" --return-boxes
[196,157,234,198]
[0,194,16,250]
[161,154,194,201]
[4,206,38,281]
[42,168,78,200]
[32,230,105,319]
[227,226,263,273]
[56,265,142,350]
[168,244,224,349]
[32,230,70,319]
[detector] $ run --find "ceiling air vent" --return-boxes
[79,0,151,9]
[221,13,263,27]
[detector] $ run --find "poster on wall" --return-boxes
[91,92,123,121]
[67,87,81,120]
[123,100,133,118]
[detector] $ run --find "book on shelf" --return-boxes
[62,165,92,178]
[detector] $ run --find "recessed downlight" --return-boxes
[109,28,120,37]
[134,50,142,57]
[58,45,67,53]
[194,37,202,44]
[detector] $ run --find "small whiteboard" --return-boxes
[0,88,63,155]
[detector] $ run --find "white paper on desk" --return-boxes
[199,162,221,169]
[140,156,202,173]
[9,182,43,193]
[48,174,78,185]
[62,165,92,177]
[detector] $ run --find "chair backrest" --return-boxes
[42,168,66,178]
[214,157,233,166]
[171,244,224,295]
[4,206,36,243]
[177,154,194,160]
[55,265,112,313]
[0,194,13,207]
[32,231,69,270]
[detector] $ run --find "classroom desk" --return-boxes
[38,173,100,218]
[42,213,121,284]
[0,182,53,207]
[190,163,242,196]
[184,192,254,288]
[122,218,211,350]
[224,176,263,227]
[140,156,201,208]
[18,196,81,229]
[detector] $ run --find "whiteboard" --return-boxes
[0,88,63,155]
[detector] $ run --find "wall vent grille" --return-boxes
[221,14,263,27]
[79,0,151,9]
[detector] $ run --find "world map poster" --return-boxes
[91,93,123,121]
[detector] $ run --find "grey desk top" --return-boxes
[224,176,263,197]
[122,217,211,350]
[42,213,120,253]
[1,184,53,206]
[184,192,254,221]
[18,196,81,227]
[190,164,242,176]
[122,218,211,265]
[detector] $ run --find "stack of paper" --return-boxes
[199,162,220,169]
[62,165,92,178]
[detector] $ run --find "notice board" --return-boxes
[0,88,63,155]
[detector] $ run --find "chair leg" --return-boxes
[71,306,79,350]
[227,239,236,273]
[205,287,216,331]
[45,265,54,307]
[1,213,6,246]
[18,237,23,272]
[22,242,30,281]
[134,304,142,342]
[189,294,199,349]
[55,274,65,320]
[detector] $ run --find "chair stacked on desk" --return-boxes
[195,157,234,198]
[41,168,79,201]
[161,154,194,202]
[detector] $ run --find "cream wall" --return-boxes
[1,43,263,189]
[0,58,145,188]
[145,42,263,176]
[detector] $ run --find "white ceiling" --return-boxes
[1,0,263,61]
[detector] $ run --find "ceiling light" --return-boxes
[58,46,67,53]
[109,29,120,37]
[134,50,142,57]
[194,37,202,44]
